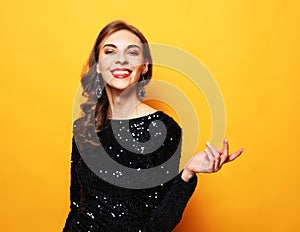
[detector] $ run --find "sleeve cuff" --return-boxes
[177,169,198,185]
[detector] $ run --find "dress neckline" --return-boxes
[106,110,162,121]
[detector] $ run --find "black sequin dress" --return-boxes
[63,111,197,232]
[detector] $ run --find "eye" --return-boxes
[127,49,139,56]
[104,49,116,55]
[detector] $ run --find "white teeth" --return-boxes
[112,70,130,75]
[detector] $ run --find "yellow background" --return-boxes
[1,0,299,231]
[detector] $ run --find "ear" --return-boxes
[142,60,149,74]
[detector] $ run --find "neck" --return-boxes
[105,86,141,119]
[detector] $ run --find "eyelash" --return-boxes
[104,50,116,55]
[104,50,139,56]
[127,50,139,56]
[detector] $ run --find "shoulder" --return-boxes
[151,111,182,137]
[136,103,158,118]
[156,111,181,128]
[135,103,181,130]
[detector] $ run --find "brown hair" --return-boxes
[75,20,153,146]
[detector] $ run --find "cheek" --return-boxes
[135,64,146,74]
[98,59,112,72]
[98,52,114,69]
[131,57,145,67]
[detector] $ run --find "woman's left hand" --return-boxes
[181,139,244,182]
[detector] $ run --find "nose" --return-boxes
[115,51,128,65]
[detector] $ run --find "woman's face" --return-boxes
[97,30,148,92]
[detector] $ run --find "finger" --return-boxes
[227,148,244,162]
[218,148,224,155]
[223,139,229,156]
[206,142,220,171]
[204,148,214,161]
[220,139,229,165]
[203,149,216,172]
[206,142,219,158]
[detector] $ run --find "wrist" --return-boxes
[181,168,195,182]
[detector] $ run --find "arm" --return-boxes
[143,119,198,232]
[63,136,82,231]
[144,171,197,232]
[142,113,244,231]
[143,139,244,232]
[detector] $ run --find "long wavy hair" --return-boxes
[74,20,153,147]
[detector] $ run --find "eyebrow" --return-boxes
[102,44,142,50]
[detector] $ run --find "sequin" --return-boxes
[72,201,79,208]
[64,111,198,231]
[87,212,95,219]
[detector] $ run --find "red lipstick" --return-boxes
[111,68,132,79]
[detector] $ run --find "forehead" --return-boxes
[100,30,142,48]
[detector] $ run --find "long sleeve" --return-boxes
[63,136,82,231]
[143,172,197,232]
[143,122,198,232]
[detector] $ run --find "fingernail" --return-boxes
[224,138,228,142]
[206,141,211,146]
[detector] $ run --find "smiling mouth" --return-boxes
[111,68,132,79]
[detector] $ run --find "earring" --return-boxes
[137,75,146,100]
[96,73,103,99]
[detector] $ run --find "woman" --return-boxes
[63,20,243,232]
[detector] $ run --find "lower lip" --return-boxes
[111,73,131,79]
